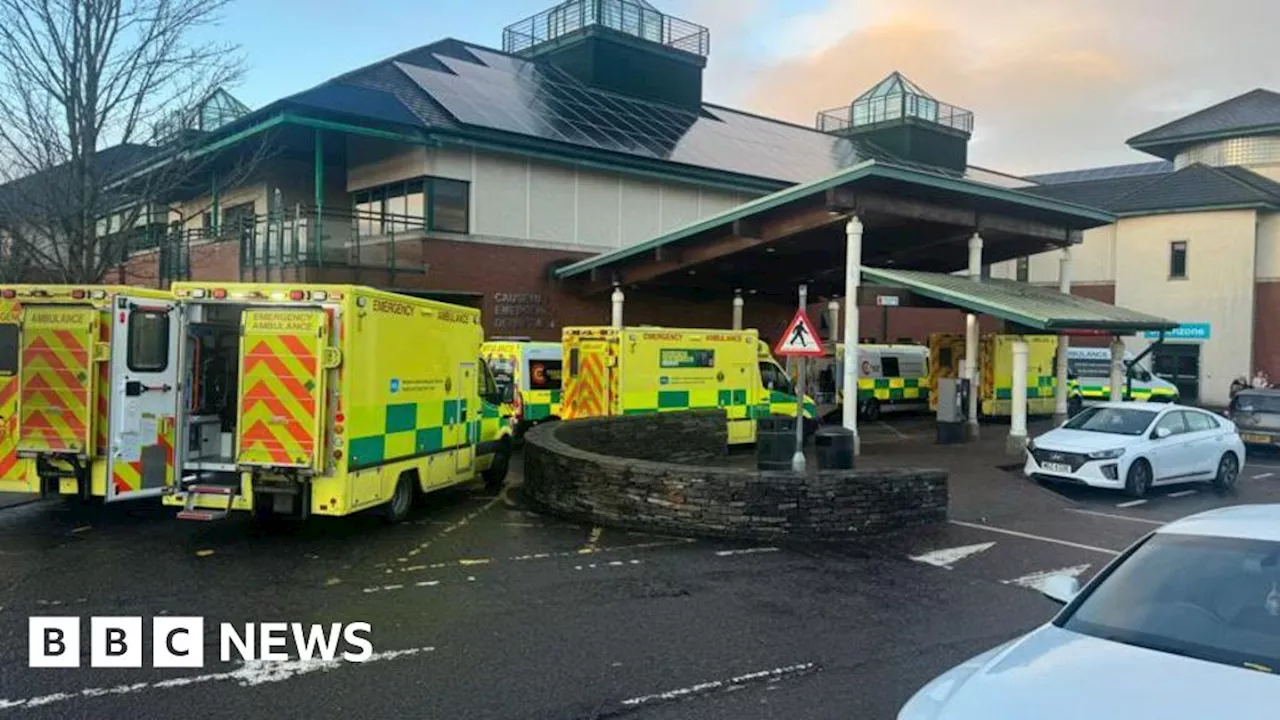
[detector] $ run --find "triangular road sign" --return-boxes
[775,309,824,357]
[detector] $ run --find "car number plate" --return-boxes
[1241,433,1272,444]
[1042,462,1072,473]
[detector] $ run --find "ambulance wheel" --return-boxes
[861,398,881,421]
[251,494,274,523]
[484,439,512,491]
[383,474,415,524]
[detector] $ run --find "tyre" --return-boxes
[861,398,881,421]
[382,474,415,524]
[1212,452,1240,491]
[251,493,274,523]
[483,439,511,491]
[1124,458,1152,498]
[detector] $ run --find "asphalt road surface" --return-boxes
[1,439,1278,719]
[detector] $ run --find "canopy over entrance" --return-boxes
[553,159,1115,299]
[861,268,1177,333]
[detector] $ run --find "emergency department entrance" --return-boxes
[1153,344,1202,403]
[554,159,1177,454]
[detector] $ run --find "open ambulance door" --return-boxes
[106,297,184,502]
[236,309,328,471]
[17,305,99,458]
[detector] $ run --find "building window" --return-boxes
[1170,240,1188,279]
[352,176,469,236]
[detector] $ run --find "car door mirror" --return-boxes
[1041,575,1080,604]
[1153,426,1172,440]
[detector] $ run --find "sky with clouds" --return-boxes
[226,0,1280,176]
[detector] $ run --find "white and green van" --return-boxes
[810,343,930,420]
[1066,346,1179,414]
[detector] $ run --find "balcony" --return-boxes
[503,0,710,57]
[131,206,431,284]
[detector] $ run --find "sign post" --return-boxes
[775,286,824,473]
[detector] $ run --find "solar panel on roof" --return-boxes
[392,44,894,183]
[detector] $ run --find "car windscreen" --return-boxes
[487,357,517,393]
[1062,406,1158,435]
[1061,533,1280,672]
[1231,393,1280,414]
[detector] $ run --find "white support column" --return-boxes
[1110,338,1125,402]
[611,285,624,329]
[1054,247,1074,423]
[965,231,983,438]
[827,299,840,343]
[841,216,862,455]
[732,289,744,330]
[1008,339,1029,454]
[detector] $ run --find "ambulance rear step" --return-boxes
[176,480,238,521]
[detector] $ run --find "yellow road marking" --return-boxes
[579,526,604,554]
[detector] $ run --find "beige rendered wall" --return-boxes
[424,146,752,251]
[1114,209,1258,406]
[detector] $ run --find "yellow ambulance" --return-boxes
[166,283,514,522]
[562,326,816,444]
[481,339,562,436]
[3,285,176,502]
[0,290,35,497]
[928,332,1060,417]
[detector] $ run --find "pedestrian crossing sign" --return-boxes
[775,309,824,357]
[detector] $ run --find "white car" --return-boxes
[1024,402,1244,497]
[899,505,1280,720]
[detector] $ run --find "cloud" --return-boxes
[736,0,1280,174]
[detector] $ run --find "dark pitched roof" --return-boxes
[1019,174,1168,209]
[0,143,161,205]
[1021,162,1280,216]
[1026,161,1172,186]
[1127,89,1280,159]
[223,38,959,188]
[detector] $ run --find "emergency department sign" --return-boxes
[775,309,823,357]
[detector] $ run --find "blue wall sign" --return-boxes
[1144,323,1211,340]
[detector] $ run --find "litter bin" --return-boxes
[814,426,855,470]
[757,416,797,471]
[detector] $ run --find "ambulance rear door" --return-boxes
[106,296,183,501]
[17,305,99,457]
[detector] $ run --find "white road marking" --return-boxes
[1115,499,1148,508]
[1002,564,1092,594]
[877,421,908,439]
[714,547,780,557]
[394,493,504,562]
[0,647,433,710]
[908,542,995,569]
[618,662,816,709]
[1253,472,1274,479]
[1167,489,1198,498]
[574,560,642,571]
[1067,508,1165,526]
[949,520,1121,556]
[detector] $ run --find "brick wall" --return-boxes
[523,411,948,541]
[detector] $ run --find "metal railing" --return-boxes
[816,93,974,134]
[129,206,431,282]
[503,0,710,56]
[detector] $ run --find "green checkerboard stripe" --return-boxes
[995,376,1059,400]
[350,398,498,471]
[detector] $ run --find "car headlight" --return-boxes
[1087,447,1125,460]
[1027,438,1037,452]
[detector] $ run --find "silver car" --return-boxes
[1229,389,1280,448]
[898,505,1280,719]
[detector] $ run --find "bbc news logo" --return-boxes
[29,617,373,668]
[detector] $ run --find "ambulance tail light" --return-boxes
[311,290,327,301]
[289,290,305,301]
[71,289,86,299]
[190,288,207,298]
[512,389,524,423]
[90,289,106,299]
[0,289,14,299]
[212,288,227,300]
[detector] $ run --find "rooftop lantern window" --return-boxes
[503,0,709,57]
[816,72,973,135]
